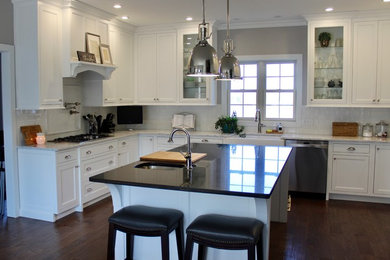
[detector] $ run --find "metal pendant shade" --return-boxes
[217,0,241,80]
[187,0,219,77]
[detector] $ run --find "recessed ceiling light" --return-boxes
[113,4,122,9]
[121,16,129,20]
[325,7,334,12]
[185,17,193,21]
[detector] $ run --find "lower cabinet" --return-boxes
[18,148,80,222]
[373,145,390,196]
[331,154,369,194]
[329,142,390,199]
[118,136,139,167]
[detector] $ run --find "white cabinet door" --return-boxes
[56,161,79,213]
[118,136,139,167]
[136,34,157,103]
[331,154,370,194]
[156,33,177,103]
[373,145,390,196]
[139,135,155,157]
[376,20,390,105]
[352,21,378,105]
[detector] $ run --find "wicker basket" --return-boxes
[332,122,359,137]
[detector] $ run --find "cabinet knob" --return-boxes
[86,167,92,171]
[122,141,127,145]
[64,155,71,160]
[86,150,92,155]
[109,145,114,149]
[87,187,93,192]
[109,160,114,165]
[377,147,380,151]
[373,99,376,102]
[202,139,209,143]
[75,165,79,169]
[347,147,356,151]
[377,99,380,102]
[311,99,313,101]
[59,99,62,102]
[334,158,336,160]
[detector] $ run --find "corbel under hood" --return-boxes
[70,61,117,80]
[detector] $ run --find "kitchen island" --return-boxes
[91,143,292,260]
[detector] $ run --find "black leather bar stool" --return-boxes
[184,214,264,260]
[107,205,184,260]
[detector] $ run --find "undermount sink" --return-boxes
[135,162,185,170]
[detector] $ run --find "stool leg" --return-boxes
[126,234,134,260]
[184,234,194,260]
[197,244,207,260]
[107,223,116,260]
[248,246,255,260]
[256,238,263,260]
[161,232,170,260]
[175,220,184,260]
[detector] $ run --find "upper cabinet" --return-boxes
[135,32,177,104]
[307,19,351,106]
[177,28,217,105]
[351,19,390,106]
[13,0,64,109]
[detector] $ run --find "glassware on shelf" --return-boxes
[375,121,388,137]
[362,124,373,137]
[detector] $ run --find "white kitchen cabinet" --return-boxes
[13,0,64,109]
[156,135,185,151]
[82,25,134,106]
[118,136,139,167]
[331,154,370,194]
[135,32,177,104]
[352,20,390,106]
[138,135,156,157]
[78,141,117,207]
[18,148,79,222]
[373,145,390,196]
[177,28,217,105]
[306,19,351,106]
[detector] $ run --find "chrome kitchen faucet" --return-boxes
[168,128,193,170]
[254,108,266,133]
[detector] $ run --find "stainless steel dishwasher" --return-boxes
[285,139,328,198]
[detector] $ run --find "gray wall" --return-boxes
[0,0,13,45]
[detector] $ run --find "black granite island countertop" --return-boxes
[90,143,292,199]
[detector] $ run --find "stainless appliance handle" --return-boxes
[285,143,328,149]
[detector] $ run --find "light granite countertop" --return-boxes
[281,133,390,143]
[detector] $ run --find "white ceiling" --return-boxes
[78,0,390,26]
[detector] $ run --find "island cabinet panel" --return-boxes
[373,145,390,196]
[18,148,80,222]
[14,0,63,109]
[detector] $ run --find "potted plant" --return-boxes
[318,32,331,47]
[215,112,244,134]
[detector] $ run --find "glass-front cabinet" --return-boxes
[307,20,351,105]
[177,28,217,105]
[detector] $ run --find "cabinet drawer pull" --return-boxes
[86,150,92,155]
[373,99,376,102]
[64,155,71,160]
[377,147,380,151]
[377,99,380,102]
[86,167,92,171]
[75,165,79,169]
[347,147,356,151]
[87,187,93,192]
[109,160,114,165]
[201,139,209,143]
[109,145,114,150]
[122,141,127,145]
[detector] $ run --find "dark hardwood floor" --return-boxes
[1,197,390,260]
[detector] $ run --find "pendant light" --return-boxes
[187,0,219,77]
[217,0,241,80]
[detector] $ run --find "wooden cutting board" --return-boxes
[140,151,207,164]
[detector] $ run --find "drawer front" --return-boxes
[333,143,370,154]
[82,153,117,178]
[56,149,78,164]
[80,141,117,159]
[192,137,223,144]
[83,182,109,203]
[118,138,130,152]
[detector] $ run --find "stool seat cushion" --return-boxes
[186,214,263,245]
[109,205,183,232]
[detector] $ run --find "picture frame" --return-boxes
[85,32,102,64]
[77,51,96,63]
[100,44,113,65]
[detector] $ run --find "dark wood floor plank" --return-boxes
[1,196,390,259]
